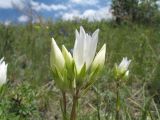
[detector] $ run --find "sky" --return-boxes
[0,0,112,24]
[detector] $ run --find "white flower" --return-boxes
[0,58,8,86]
[114,57,131,80]
[118,57,131,72]
[50,26,106,89]
[73,26,100,73]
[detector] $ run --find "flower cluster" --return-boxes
[50,26,106,91]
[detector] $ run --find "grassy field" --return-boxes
[0,20,160,120]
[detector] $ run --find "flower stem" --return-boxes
[60,91,67,120]
[63,92,67,119]
[116,82,120,120]
[70,90,79,120]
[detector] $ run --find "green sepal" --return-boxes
[76,63,86,88]
[113,64,128,80]
[81,64,100,96]
[51,65,69,91]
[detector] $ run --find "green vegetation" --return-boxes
[0,20,160,119]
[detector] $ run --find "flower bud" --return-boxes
[114,57,131,80]
[91,44,106,74]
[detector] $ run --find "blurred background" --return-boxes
[1,0,160,24]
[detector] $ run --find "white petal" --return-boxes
[91,44,106,72]
[0,58,7,86]
[80,26,86,38]
[83,34,92,69]
[73,27,85,72]
[118,57,131,71]
[86,29,99,68]
[73,27,100,73]
[0,57,4,63]
[125,70,129,77]
[62,45,73,68]
[50,38,65,73]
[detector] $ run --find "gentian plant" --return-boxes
[113,57,131,120]
[50,26,106,120]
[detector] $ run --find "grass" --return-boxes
[0,20,160,119]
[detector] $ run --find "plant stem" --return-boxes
[62,91,67,120]
[116,82,120,120]
[70,90,79,120]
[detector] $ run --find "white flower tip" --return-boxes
[0,57,8,85]
[0,58,7,66]
[0,57,4,63]
[95,28,100,34]
[124,57,131,62]
[99,44,106,53]
[75,29,79,38]
[62,45,72,57]
[62,45,65,48]
[118,57,131,73]
[125,57,131,66]
[51,37,56,43]
[80,26,86,35]
[50,37,65,73]
[103,43,106,49]
[125,70,129,76]
[80,26,84,30]
[62,45,73,63]
[92,28,99,38]
[51,38,56,47]
[91,43,106,73]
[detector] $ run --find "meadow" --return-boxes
[0,20,160,120]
